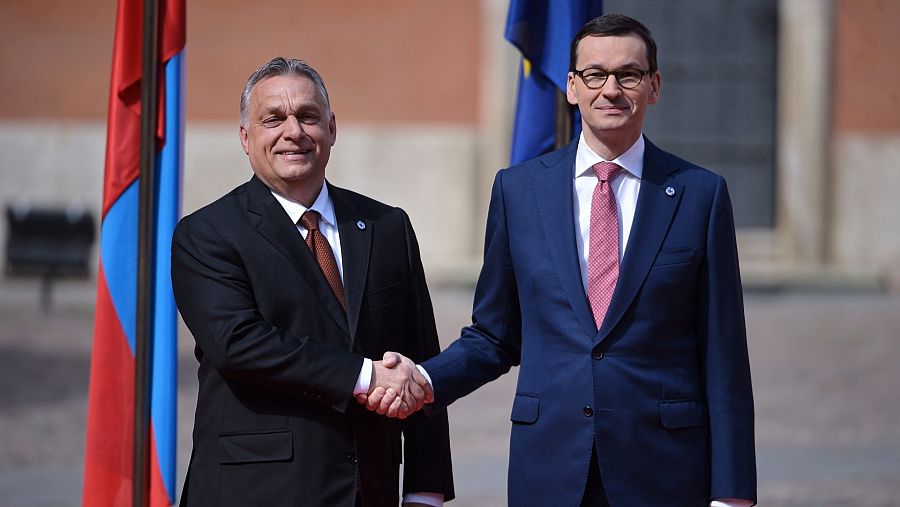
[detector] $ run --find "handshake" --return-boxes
[355,352,432,419]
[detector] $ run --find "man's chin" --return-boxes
[586,123,629,135]
[278,166,329,185]
[588,114,632,127]
[274,163,314,177]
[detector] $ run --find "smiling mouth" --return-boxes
[277,149,312,157]
[596,106,629,115]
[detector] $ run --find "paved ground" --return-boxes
[1,277,899,506]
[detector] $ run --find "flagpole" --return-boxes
[554,90,572,149]
[135,0,160,503]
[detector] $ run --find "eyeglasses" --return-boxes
[572,67,650,90]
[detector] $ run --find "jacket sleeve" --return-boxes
[396,209,455,500]
[700,177,757,502]
[422,169,522,410]
[171,213,363,413]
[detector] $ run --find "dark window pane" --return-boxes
[602,0,778,227]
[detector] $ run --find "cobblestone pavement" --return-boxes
[1,278,899,506]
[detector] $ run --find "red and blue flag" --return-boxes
[83,0,184,504]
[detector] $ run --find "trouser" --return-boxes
[580,445,610,507]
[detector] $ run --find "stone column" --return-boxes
[776,0,833,266]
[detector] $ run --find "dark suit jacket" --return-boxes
[422,139,756,506]
[172,175,453,507]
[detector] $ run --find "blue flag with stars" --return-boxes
[505,0,603,164]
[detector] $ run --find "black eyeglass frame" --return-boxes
[571,67,652,90]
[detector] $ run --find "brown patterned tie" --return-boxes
[587,162,622,329]
[299,210,346,311]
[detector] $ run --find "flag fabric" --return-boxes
[505,0,603,164]
[83,0,185,504]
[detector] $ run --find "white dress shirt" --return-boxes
[271,182,442,507]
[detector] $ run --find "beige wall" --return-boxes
[753,0,900,291]
[833,0,900,132]
[830,0,900,288]
[0,2,115,119]
[0,0,505,282]
[0,0,481,124]
[3,0,900,290]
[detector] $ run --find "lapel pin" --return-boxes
[356,220,366,230]
[665,186,675,197]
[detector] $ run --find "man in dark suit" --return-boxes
[172,57,453,507]
[365,14,756,507]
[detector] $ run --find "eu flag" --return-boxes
[505,0,603,164]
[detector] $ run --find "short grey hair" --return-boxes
[239,57,331,127]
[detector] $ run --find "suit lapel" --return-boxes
[597,139,683,343]
[532,144,598,340]
[330,184,371,344]
[245,176,351,339]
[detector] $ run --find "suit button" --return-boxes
[592,349,604,360]
[347,452,358,464]
[583,406,593,417]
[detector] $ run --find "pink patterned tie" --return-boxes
[300,210,346,311]
[587,162,621,329]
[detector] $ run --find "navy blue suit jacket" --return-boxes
[423,139,756,506]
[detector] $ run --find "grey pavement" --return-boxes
[1,277,899,506]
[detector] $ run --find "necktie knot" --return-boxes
[592,162,621,183]
[300,210,320,231]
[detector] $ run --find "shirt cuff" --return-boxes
[353,358,373,395]
[416,364,434,389]
[710,499,754,507]
[402,492,443,506]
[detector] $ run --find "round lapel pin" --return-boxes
[356,220,366,230]
[665,186,675,197]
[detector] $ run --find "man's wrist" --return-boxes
[402,492,443,506]
[353,358,373,395]
[710,498,754,507]
[416,364,433,389]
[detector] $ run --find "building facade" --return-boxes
[1,0,898,290]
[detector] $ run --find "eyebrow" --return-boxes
[580,62,644,71]
[258,101,323,116]
[259,104,285,116]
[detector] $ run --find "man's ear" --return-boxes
[566,72,578,106]
[328,112,337,146]
[239,125,250,155]
[648,71,661,105]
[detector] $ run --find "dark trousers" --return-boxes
[580,446,610,507]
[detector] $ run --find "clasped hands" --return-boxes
[355,352,431,419]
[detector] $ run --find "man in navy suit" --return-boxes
[363,14,756,507]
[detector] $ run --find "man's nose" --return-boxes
[283,116,304,138]
[600,77,624,97]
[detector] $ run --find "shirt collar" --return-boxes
[270,181,337,227]
[574,132,645,180]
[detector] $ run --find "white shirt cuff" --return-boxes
[416,364,434,389]
[710,499,754,507]
[402,492,443,506]
[353,358,373,395]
